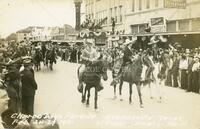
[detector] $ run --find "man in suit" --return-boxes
[20,58,37,116]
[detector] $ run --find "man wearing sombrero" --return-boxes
[111,37,137,85]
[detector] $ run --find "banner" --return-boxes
[164,0,186,9]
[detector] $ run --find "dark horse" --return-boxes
[33,49,43,71]
[112,54,149,108]
[45,49,57,70]
[78,59,108,110]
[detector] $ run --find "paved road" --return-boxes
[34,60,200,129]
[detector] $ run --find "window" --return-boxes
[110,8,113,23]
[167,21,176,32]
[119,6,123,22]
[192,19,200,31]
[131,25,139,34]
[146,0,150,9]
[139,24,147,33]
[139,0,142,10]
[132,0,135,12]
[114,7,117,23]
[155,0,159,7]
[179,20,189,31]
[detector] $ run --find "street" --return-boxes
[34,60,200,129]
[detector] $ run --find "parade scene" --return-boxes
[0,0,200,129]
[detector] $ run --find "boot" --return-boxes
[97,82,104,92]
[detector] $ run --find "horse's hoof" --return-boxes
[112,95,117,100]
[129,102,133,105]
[86,104,89,108]
[140,104,144,108]
[81,100,85,103]
[95,108,99,113]
[150,97,154,99]
[119,95,123,101]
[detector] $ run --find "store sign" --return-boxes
[150,17,167,33]
[164,0,186,9]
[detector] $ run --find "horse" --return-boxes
[44,49,57,70]
[33,49,43,71]
[112,53,150,108]
[78,59,108,110]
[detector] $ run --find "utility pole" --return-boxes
[74,0,82,31]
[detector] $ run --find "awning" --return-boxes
[135,31,200,36]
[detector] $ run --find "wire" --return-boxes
[33,0,63,26]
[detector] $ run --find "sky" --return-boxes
[0,0,84,38]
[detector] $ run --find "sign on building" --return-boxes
[150,17,167,33]
[164,0,186,9]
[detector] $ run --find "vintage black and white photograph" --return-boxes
[0,0,200,129]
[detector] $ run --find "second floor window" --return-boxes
[146,0,150,9]
[132,0,135,12]
[155,0,159,7]
[139,0,142,10]
[119,6,123,22]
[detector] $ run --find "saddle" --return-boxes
[83,62,102,84]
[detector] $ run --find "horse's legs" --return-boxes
[94,86,98,109]
[86,87,91,107]
[136,83,143,108]
[81,85,87,103]
[148,82,153,99]
[113,84,117,99]
[119,80,123,101]
[50,62,53,70]
[129,83,133,104]
[38,62,41,70]
[157,79,164,102]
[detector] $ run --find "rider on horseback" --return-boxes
[78,38,104,92]
[110,38,136,85]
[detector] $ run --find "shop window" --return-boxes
[179,20,189,31]
[167,21,176,32]
[192,19,200,31]
[131,25,139,34]
[139,24,147,33]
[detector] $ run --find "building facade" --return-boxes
[84,0,200,35]
[16,25,77,42]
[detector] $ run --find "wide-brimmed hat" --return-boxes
[85,39,94,45]
[123,37,137,46]
[22,56,32,65]
[148,35,160,45]
[23,59,32,65]
[194,54,200,59]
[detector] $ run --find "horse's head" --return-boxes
[102,59,108,81]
